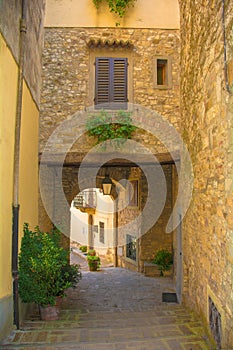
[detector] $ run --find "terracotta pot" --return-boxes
[39,304,59,320]
[89,263,98,271]
[55,295,63,307]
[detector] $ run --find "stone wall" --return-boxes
[179,0,233,347]
[140,164,173,268]
[40,27,180,152]
[0,0,45,107]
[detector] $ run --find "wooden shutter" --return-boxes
[95,57,128,109]
[95,58,110,107]
[112,58,128,109]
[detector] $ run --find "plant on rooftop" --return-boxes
[93,0,136,19]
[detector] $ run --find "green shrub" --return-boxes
[87,250,101,269]
[153,249,173,276]
[79,245,87,253]
[18,224,81,306]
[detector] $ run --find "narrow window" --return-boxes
[99,222,105,243]
[157,59,167,85]
[126,234,137,261]
[154,56,172,89]
[95,57,128,109]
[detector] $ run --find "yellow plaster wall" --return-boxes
[0,33,39,300]
[0,34,17,299]
[45,0,180,29]
[18,82,39,242]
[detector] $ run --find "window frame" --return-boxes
[125,234,138,263]
[153,56,172,89]
[95,57,128,110]
[99,221,105,244]
[89,50,133,110]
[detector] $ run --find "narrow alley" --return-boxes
[1,253,213,350]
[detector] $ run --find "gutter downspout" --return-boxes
[12,0,27,330]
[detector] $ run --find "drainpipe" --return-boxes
[12,0,27,330]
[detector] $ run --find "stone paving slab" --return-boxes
[0,254,216,350]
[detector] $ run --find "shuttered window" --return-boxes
[95,57,128,109]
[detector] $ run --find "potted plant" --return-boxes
[18,224,81,320]
[86,250,101,271]
[79,245,87,253]
[152,249,173,276]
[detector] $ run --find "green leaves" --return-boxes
[18,224,81,306]
[87,250,101,268]
[93,0,136,18]
[153,249,173,276]
[86,110,136,149]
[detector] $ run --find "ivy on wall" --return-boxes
[93,0,136,19]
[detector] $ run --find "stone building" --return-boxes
[179,0,233,347]
[0,0,233,348]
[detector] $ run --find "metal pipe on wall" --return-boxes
[12,0,27,329]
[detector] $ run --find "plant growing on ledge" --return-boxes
[152,249,173,276]
[93,0,136,19]
[79,245,87,253]
[86,110,136,149]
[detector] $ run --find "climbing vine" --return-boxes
[86,110,136,149]
[93,0,136,18]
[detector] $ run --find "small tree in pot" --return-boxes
[18,224,81,320]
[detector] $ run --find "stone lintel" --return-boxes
[39,151,180,168]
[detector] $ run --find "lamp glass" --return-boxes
[102,176,112,195]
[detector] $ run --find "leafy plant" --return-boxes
[152,249,173,276]
[86,110,136,149]
[18,224,82,306]
[79,245,87,253]
[93,0,136,19]
[87,250,101,270]
[87,249,97,256]
[60,264,82,290]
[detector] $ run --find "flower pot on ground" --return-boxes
[18,224,82,319]
[39,304,60,321]
[79,245,87,253]
[87,250,101,271]
[152,249,173,277]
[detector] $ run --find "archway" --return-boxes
[70,187,115,264]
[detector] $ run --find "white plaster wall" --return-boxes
[70,189,114,252]
[70,206,88,246]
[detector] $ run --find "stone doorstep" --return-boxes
[143,262,173,277]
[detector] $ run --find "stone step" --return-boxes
[21,308,199,331]
[2,322,208,348]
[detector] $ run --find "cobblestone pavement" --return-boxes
[1,252,215,350]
